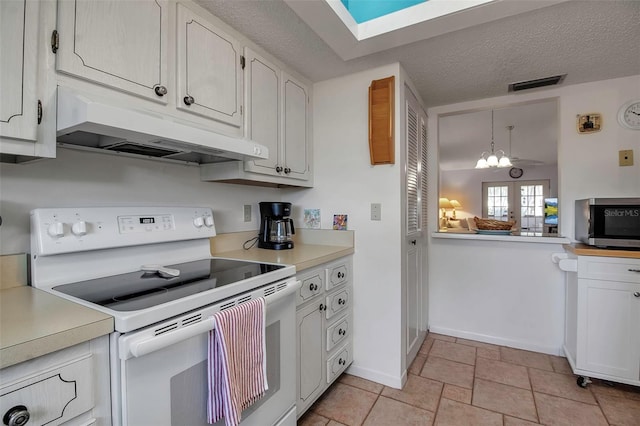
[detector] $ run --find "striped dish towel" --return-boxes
[207,297,268,426]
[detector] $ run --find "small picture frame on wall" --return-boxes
[303,209,321,229]
[576,113,602,134]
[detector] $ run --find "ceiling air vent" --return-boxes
[508,74,566,92]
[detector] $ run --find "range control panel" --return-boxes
[31,207,216,256]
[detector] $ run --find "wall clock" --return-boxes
[617,100,640,130]
[509,167,523,179]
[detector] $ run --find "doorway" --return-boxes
[482,180,549,232]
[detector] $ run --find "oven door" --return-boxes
[112,279,299,426]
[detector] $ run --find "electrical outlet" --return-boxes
[371,203,381,221]
[243,205,252,222]
[619,149,634,167]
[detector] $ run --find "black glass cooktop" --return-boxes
[53,259,284,312]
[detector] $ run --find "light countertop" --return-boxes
[0,229,354,368]
[563,243,640,259]
[432,231,570,244]
[0,286,114,369]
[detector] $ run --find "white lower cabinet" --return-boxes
[0,336,111,426]
[296,257,353,418]
[564,254,640,386]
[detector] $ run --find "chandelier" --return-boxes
[475,110,512,169]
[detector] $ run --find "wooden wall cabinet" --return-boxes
[369,76,395,165]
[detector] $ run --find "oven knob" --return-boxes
[204,216,214,227]
[47,222,65,238]
[3,405,30,426]
[71,221,87,236]
[193,217,204,228]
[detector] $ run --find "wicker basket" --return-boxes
[474,217,515,231]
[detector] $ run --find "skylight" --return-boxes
[340,0,426,24]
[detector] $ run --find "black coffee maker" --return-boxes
[258,202,295,250]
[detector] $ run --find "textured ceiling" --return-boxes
[196,0,640,108]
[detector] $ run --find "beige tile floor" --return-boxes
[298,333,640,426]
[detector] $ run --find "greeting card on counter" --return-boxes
[304,209,321,229]
[333,214,348,230]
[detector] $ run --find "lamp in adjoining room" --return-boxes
[449,199,462,219]
[475,110,512,169]
[439,197,453,229]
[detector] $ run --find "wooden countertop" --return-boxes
[563,243,640,259]
[0,286,114,369]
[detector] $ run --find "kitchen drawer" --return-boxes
[327,343,351,384]
[578,256,640,283]
[297,270,324,306]
[0,355,94,426]
[325,288,349,320]
[326,261,351,292]
[326,315,350,352]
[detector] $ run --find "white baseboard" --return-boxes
[346,363,406,389]
[428,325,564,356]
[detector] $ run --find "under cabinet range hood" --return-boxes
[55,86,268,164]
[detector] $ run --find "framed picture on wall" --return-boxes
[576,113,602,133]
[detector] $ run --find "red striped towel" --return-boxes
[207,297,268,426]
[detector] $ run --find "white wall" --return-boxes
[440,165,558,220]
[427,75,640,355]
[0,148,281,254]
[284,63,406,387]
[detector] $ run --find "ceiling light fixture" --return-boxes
[475,110,512,169]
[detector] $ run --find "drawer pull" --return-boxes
[338,328,345,335]
[3,405,30,426]
[319,303,326,311]
[309,283,318,291]
[629,269,640,273]
[338,358,345,365]
[337,298,345,305]
[634,292,640,298]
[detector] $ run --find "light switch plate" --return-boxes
[619,149,634,167]
[243,205,252,222]
[371,203,381,221]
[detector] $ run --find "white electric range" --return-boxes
[30,206,299,426]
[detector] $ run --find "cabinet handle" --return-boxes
[310,283,318,291]
[338,298,345,305]
[154,86,167,97]
[338,358,345,365]
[319,303,325,311]
[3,405,30,426]
[284,167,291,174]
[411,240,417,245]
[275,166,283,173]
[338,328,345,335]
[183,95,195,106]
[37,100,42,125]
[337,272,344,279]
[634,292,640,298]
[629,269,640,273]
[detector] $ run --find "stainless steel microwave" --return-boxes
[575,198,640,248]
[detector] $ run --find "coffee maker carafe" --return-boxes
[259,202,295,250]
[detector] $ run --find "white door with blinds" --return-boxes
[405,86,427,364]
[482,180,549,232]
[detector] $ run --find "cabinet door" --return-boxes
[0,0,39,142]
[282,73,310,180]
[176,4,243,127]
[243,48,280,176]
[56,0,169,103]
[296,301,324,415]
[577,279,640,380]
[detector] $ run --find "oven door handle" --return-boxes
[124,279,301,359]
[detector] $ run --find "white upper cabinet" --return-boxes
[241,63,311,182]
[56,0,169,103]
[176,3,243,127]
[244,48,280,175]
[282,72,310,181]
[0,0,39,142]
[1,0,56,161]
